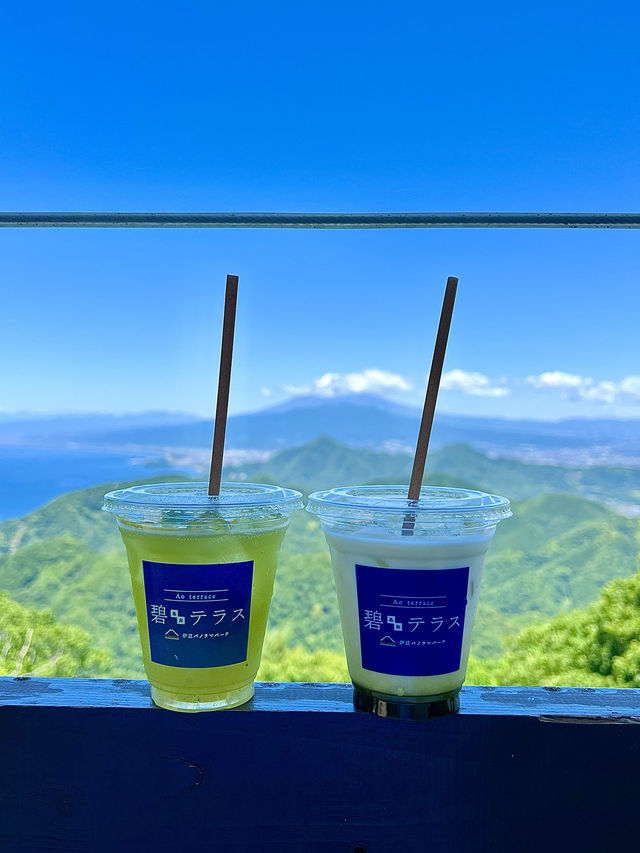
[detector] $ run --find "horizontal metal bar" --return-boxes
[1,212,640,228]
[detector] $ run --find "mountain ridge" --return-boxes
[3,397,640,462]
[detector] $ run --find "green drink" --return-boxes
[103,482,302,712]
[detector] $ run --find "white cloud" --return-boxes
[283,368,413,398]
[527,372,640,405]
[527,371,584,391]
[579,381,618,403]
[282,367,640,408]
[260,387,272,397]
[440,369,509,398]
[620,376,640,397]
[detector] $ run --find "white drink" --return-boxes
[325,529,493,698]
[307,485,511,717]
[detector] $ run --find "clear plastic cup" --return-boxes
[103,482,302,712]
[307,485,511,719]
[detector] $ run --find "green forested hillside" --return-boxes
[0,592,112,677]
[258,630,348,682]
[227,437,640,506]
[474,493,639,655]
[228,437,415,494]
[0,536,140,672]
[0,477,184,554]
[1,439,638,682]
[468,567,640,687]
[418,443,640,505]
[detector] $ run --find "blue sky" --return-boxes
[2,0,639,420]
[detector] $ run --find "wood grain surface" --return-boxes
[1,679,639,852]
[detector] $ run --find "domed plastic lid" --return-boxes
[103,482,303,526]
[307,485,511,530]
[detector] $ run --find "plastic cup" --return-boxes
[103,482,302,712]
[307,485,511,719]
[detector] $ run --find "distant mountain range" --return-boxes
[2,394,640,465]
[222,436,640,515]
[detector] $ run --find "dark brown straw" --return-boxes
[403,276,458,533]
[208,274,239,496]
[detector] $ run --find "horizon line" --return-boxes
[2,403,640,426]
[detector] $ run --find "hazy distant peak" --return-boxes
[265,392,419,416]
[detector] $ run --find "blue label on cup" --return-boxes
[143,560,253,668]
[355,564,469,676]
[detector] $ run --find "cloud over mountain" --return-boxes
[277,366,640,410]
[527,372,640,404]
[283,369,413,398]
[283,367,511,400]
[440,370,509,398]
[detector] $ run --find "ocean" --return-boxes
[0,446,197,520]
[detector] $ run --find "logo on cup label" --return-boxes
[355,564,469,676]
[143,560,253,668]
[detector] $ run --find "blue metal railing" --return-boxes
[0,211,639,228]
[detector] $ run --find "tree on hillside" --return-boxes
[258,630,348,682]
[468,564,640,687]
[0,593,112,677]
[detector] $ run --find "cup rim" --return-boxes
[103,481,303,523]
[306,484,511,525]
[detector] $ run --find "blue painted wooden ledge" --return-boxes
[1,679,639,853]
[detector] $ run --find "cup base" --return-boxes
[353,684,460,720]
[150,681,254,712]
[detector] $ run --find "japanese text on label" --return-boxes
[356,564,469,676]
[143,560,253,668]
